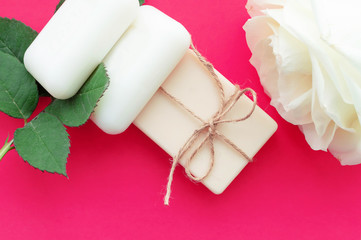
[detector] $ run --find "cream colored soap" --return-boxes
[24,0,139,99]
[92,6,191,134]
[134,50,277,194]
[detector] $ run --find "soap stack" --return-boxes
[24,0,277,197]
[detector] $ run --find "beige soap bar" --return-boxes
[134,50,277,194]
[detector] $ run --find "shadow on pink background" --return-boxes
[0,0,361,239]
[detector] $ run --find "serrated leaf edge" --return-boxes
[0,51,39,119]
[90,63,110,116]
[14,112,70,177]
[0,17,38,63]
[45,63,110,128]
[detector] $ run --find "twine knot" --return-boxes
[162,43,258,206]
[207,120,217,136]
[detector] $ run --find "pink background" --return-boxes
[1,0,361,239]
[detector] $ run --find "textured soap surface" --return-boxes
[134,50,278,194]
[91,6,191,134]
[24,0,139,99]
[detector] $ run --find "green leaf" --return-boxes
[139,0,145,5]
[55,0,65,13]
[45,64,109,127]
[0,51,38,119]
[14,112,70,176]
[0,18,50,97]
[0,18,37,63]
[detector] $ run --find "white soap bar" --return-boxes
[24,0,139,99]
[91,6,191,134]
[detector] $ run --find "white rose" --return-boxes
[243,0,361,165]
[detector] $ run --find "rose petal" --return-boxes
[244,16,280,99]
[310,87,332,137]
[300,121,337,151]
[244,16,277,52]
[312,0,361,71]
[329,123,361,166]
[246,0,284,17]
[266,0,318,48]
[272,90,312,125]
[339,61,361,125]
[310,52,356,131]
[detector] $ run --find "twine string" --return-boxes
[161,43,258,205]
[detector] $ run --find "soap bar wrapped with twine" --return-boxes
[161,44,257,205]
[134,44,277,205]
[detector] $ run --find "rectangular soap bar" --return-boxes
[134,50,277,194]
[91,6,191,134]
[24,0,139,99]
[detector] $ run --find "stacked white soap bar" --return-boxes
[24,1,277,195]
[24,0,139,99]
[92,6,191,134]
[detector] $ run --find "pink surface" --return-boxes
[1,0,361,239]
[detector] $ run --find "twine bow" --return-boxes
[162,43,258,205]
